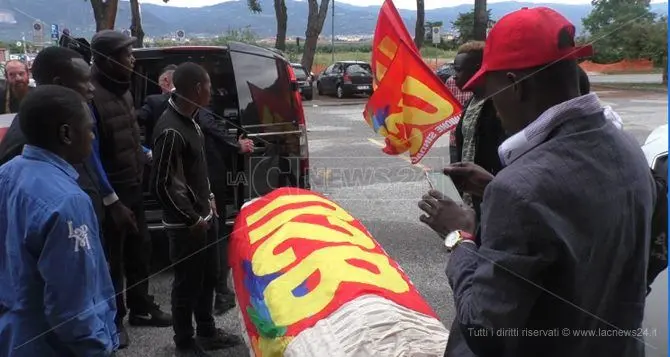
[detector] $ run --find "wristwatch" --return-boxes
[444,230,475,252]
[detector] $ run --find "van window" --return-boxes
[131,52,238,123]
[231,51,297,127]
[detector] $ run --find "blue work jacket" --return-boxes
[0,145,118,357]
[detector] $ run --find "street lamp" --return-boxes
[331,0,335,63]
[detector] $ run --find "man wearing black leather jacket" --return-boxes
[195,108,253,315]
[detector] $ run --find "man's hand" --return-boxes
[210,197,219,218]
[238,137,254,154]
[145,149,153,163]
[418,190,476,238]
[443,162,494,198]
[189,218,209,235]
[108,201,138,235]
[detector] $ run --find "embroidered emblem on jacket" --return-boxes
[68,221,91,252]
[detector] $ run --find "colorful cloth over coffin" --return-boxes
[229,187,439,357]
[365,0,463,164]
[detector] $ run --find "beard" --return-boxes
[10,81,28,92]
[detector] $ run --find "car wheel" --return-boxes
[317,82,323,96]
[336,85,344,99]
[304,92,313,101]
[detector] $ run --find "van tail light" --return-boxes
[343,74,352,84]
[286,63,310,183]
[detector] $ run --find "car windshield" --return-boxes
[345,64,372,75]
[292,65,308,80]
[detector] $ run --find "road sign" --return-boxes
[50,24,59,40]
[15,41,21,47]
[32,21,44,45]
[424,26,431,40]
[432,26,441,45]
[32,21,43,36]
[176,30,185,39]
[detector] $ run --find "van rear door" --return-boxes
[227,42,309,209]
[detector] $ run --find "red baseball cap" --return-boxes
[463,6,593,91]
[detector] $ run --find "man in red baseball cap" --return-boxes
[419,7,655,357]
[463,6,594,135]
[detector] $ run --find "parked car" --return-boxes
[435,63,456,83]
[131,43,311,266]
[316,61,373,99]
[290,62,313,101]
[640,123,668,357]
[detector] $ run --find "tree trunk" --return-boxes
[274,0,288,51]
[89,0,119,31]
[413,0,425,49]
[301,0,330,73]
[129,0,145,48]
[473,0,487,41]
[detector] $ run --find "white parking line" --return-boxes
[631,99,669,104]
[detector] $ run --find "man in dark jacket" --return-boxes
[90,30,171,349]
[450,41,506,220]
[137,64,177,148]
[151,62,241,356]
[420,8,654,357]
[196,108,254,315]
[578,66,668,292]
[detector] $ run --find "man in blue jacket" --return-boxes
[0,85,118,356]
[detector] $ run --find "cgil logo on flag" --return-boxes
[229,188,438,356]
[364,0,463,164]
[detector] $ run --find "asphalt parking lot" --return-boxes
[118,87,668,357]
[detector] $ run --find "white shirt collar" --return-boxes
[498,93,604,167]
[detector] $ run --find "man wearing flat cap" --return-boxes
[90,29,172,349]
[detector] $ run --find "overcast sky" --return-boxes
[138,0,651,10]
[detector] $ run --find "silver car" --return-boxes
[640,124,668,357]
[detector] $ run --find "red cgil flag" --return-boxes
[364,0,462,164]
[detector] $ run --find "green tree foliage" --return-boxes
[214,27,259,44]
[582,0,667,82]
[582,0,661,62]
[152,27,258,48]
[452,10,494,45]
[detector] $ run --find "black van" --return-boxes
[131,42,311,256]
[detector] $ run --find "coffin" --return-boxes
[229,187,448,357]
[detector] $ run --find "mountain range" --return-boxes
[0,0,666,41]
